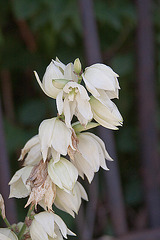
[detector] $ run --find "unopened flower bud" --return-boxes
[74,58,82,74]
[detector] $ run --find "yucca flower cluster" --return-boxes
[0,58,123,240]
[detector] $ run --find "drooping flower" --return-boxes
[34,61,64,99]
[0,228,18,240]
[34,58,78,99]
[56,81,93,128]
[48,157,78,193]
[39,117,74,162]
[30,211,75,240]
[9,166,33,198]
[82,63,120,100]
[89,96,123,130]
[54,181,88,217]
[19,135,42,166]
[69,130,112,183]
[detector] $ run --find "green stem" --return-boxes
[78,75,82,84]
[0,209,11,228]
[3,217,11,228]
[17,222,26,240]
[17,205,34,240]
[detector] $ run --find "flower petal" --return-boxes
[39,118,56,161]
[34,212,56,238]
[51,119,72,155]
[54,214,76,238]
[56,91,64,115]
[19,135,39,161]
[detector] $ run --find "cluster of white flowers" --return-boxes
[0,58,123,240]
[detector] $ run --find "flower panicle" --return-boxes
[6,57,123,240]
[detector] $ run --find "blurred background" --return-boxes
[0,0,160,239]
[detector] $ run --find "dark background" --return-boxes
[0,0,160,239]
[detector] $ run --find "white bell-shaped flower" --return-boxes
[0,229,18,240]
[53,58,78,83]
[90,96,123,130]
[56,82,93,128]
[48,157,78,193]
[30,211,75,240]
[82,63,120,99]
[9,166,33,198]
[19,135,42,166]
[34,58,78,99]
[39,117,74,162]
[54,181,88,217]
[70,132,112,183]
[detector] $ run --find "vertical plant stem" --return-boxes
[18,205,34,240]
[0,210,11,229]
[3,217,11,229]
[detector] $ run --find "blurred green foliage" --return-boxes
[1,0,160,234]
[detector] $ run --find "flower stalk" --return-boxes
[2,57,123,240]
[0,209,11,229]
[17,205,34,240]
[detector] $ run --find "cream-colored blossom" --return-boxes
[39,117,74,162]
[56,82,93,128]
[30,211,75,240]
[48,157,78,193]
[82,63,120,99]
[90,96,123,130]
[19,135,39,160]
[34,61,64,99]
[53,58,78,83]
[0,228,18,240]
[19,135,42,166]
[9,166,33,198]
[34,59,78,99]
[0,194,5,219]
[54,181,88,217]
[69,131,112,183]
